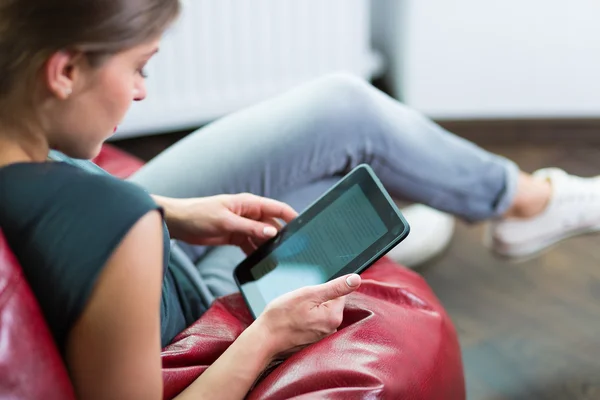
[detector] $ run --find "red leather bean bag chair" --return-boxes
[91,144,145,179]
[0,145,465,399]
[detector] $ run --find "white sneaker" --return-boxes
[386,204,455,268]
[486,168,600,260]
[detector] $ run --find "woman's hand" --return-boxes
[255,274,362,359]
[154,193,297,255]
[181,274,361,400]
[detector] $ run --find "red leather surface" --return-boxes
[162,258,465,400]
[0,233,76,400]
[0,147,465,399]
[92,143,145,179]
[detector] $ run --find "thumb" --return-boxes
[226,214,279,239]
[313,274,361,303]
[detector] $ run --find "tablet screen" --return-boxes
[242,183,387,309]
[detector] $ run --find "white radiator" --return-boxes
[114,0,379,139]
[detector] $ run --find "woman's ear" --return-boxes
[44,51,82,99]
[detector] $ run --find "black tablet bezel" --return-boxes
[233,164,410,317]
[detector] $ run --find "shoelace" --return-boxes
[554,177,600,206]
[556,191,600,205]
[554,177,600,227]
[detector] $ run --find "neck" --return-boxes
[0,122,50,166]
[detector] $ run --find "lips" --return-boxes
[113,127,118,133]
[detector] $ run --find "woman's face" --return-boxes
[45,39,160,159]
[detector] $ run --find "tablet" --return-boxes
[233,164,410,318]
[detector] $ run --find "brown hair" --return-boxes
[0,0,180,114]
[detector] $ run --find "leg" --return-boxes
[130,73,575,285]
[130,73,519,222]
[128,73,523,299]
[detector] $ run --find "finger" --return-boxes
[248,195,298,224]
[224,213,280,240]
[239,236,258,256]
[322,296,347,315]
[200,235,257,256]
[323,329,338,339]
[196,237,228,246]
[320,297,346,330]
[310,274,361,303]
[264,217,284,230]
[253,218,284,247]
[260,217,283,233]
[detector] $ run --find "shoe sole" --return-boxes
[483,223,600,263]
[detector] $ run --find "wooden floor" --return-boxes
[115,135,600,400]
[419,143,600,400]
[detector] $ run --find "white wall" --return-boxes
[114,0,377,139]
[373,0,600,119]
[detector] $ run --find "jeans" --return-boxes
[128,73,519,306]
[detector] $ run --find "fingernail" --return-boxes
[263,226,277,237]
[346,274,360,287]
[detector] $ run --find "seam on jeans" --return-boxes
[366,100,515,207]
[375,139,505,200]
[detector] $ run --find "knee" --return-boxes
[318,73,427,130]
[302,73,378,126]
[310,72,374,107]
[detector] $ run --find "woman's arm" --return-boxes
[150,193,297,252]
[65,207,359,399]
[66,210,164,399]
[150,194,186,235]
[176,323,276,399]
[64,209,280,400]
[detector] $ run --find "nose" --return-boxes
[133,82,147,102]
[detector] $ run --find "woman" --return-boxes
[2,0,600,398]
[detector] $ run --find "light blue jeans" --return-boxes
[128,73,519,307]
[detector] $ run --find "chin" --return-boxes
[86,145,104,160]
[54,142,103,161]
